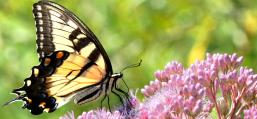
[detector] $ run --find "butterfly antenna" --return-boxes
[120,59,142,93]
[121,59,142,72]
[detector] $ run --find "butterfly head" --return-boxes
[110,60,142,89]
[111,73,123,79]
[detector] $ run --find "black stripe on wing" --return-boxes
[65,48,101,85]
[69,28,91,52]
[33,2,94,60]
[34,4,54,58]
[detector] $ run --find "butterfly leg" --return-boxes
[111,88,125,107]
[100,92,112,111]
[114,82,132,107]
[121,78,130,94]
[100,94,107,109]
[107,95,111,112]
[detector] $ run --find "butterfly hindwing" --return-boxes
[42,51,106,107]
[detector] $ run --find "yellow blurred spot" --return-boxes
[39,102,46,108]
[24,97,32,104]
[44,108,50,112]
[244,11,257,35]
[33,68,39,77]
[188,15,216,65]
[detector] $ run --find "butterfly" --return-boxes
[5,0,140,115]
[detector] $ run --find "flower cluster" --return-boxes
[60,53,257,119]
[60,109,123,119]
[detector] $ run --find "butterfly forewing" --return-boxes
[33,1,112,74]
[33,0,112,99]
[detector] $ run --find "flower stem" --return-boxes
[210,83,222,119]
[227,87,246,119]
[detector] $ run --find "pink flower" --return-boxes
[244,105,257,119]
[60,109,123,119]
[60,111,75,119]
[77,109,123,119]
[61,53,257,119]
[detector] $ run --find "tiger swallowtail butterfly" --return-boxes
[5,0,136,115]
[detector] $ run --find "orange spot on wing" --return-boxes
[56,52,64,59]
[44,58,51,66]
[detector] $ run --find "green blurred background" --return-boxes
[0,0,257,118]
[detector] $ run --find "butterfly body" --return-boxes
[6,0,127,115]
